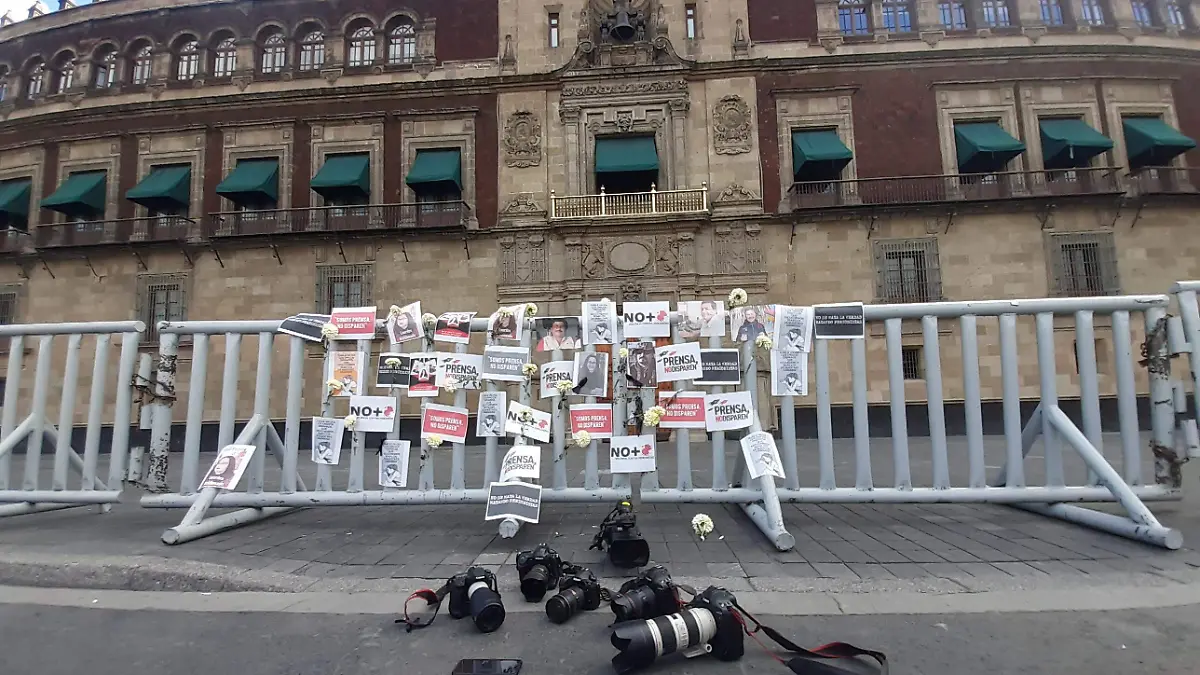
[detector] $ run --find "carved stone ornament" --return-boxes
[713,183,759,204]
[503,111,543,168]
[712,95,752,155]
[500,233,548,285]
[501,193,544,215]
[561,79,688,99]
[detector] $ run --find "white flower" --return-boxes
[601,297,612,304]
[573,430,592,448]
[618,347,629,359]
[555,379,574,395]
[691,513,715,540]
[522,363,538,377]
[422,313,437,328]
[498,307,513,318]
[326,378,344,394]
[643,405,666,427]
[426,434,443,449]
[728,288,748,308]
[525,303,539,317]
[388,305,402,318]
[443,377,459,393]
[519,410,535,424]
[385,357,401,367]
[343,414,357,430]
[321,323,339,339]
[755,334,774,350]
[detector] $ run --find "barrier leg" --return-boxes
[737,339,795,551]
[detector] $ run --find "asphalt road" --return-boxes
[3,603,1198,675]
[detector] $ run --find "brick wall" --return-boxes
[746,0,818,43]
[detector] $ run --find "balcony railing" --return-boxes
[549,184,709,220]
[0,228,32,254]
[205,202,471,238]
[33,216,196,249]
[1128,167,1200,195]
[789,168,1122,211]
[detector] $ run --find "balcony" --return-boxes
[33,216,196,249]
[0,228,33,254]
[205,202,472,238]
[789,168,1123,212]
[1128,167,1200,195]
[549,184,709,220]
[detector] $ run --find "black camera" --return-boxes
[515,543,564,602]
[545,566,603,624]
[610,586,744,674]
[609,565,680,623]
[590,501,651,569]
[445,566,506,633]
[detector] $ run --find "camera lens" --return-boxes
[520,563,551,602]
[610,609,718,675]
[545,585,586,624]
[467,581,506,633]
[610,585,657,623]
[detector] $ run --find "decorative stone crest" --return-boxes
[712,95,752,155]
[713,183,759,204]
[499,233,548,285]
[714,224,763,275]
[503,111,542,168]
[501,193,544,215]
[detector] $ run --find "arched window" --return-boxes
[261,32,286,73]
[299,31,324,71]
[131,44,153,84]
[347,26,376,67]
[212,37,237,77]
[94,48,118,89]
[55,56,75,94]
[27,62,45,98]
[388,19,417,64]
[0,72,8,102]
[176,39,200,80]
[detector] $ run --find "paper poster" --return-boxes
[622,301,671,339]
[482,345,530,382]
[476,391,507,437]
[535,317,582,351]
[330,306,377,340]
[498,445,542,483]
[609,434,657,474]
[377,352,410,388]
[625,341,658,389]
[732,305,775,344]
[540,360,575,399]
[656,391,706,429]
[655,342,703,383]
[573,351,610,398]
[694,348,741,386]
[774,305,815,353]
[347,395,398,433]
[506,401,552,443]
[387,301,424,345]
[278,313,330,343]
[485,481,542,523]
[704,391,755,432]
[437,353,483,390]
[434,311,477,344]
[813,302,866,340]
[678,301,726,339]
[569,404,614,439]
[582,301,618,345]
[326,350,364,397]
[421,403,470,444]
[741,431,786,480]
[199,444,256,491]
[311,416,345,465]
[488,304,528,343]
[407,353,440,397]
[771,350,809,397]
[379,440,411,488]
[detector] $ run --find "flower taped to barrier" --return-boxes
[704,391,754,432]
[485,481,542,523]
[569,403,614,438]
[656,391,705,429]
[377,352,410,388]
[421,403,470,444]
[379,440,411,488]
[200,444,256,491]
[347,395,398,433]
[655,342,702,383]
[330,306,378,340]
[476,391,507,438]
[311,416,345,465]
[609,434,657,474]
[499,445,541,483]
[506,401,551,443]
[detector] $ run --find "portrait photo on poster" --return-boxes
[199,444,256,491]
[407,353,440,397]
[694,348,741,386]
[654,341,703,383]
[621,301,671,339]
[677,300,726,339]
[534,316,582,352]
[311,416,346,465]
[379,440,411,488]
[485,481,542,523]
[476,390,508,437]
[740,431,786,480]
[386,301,424,345]
[488,304,527,343]
[572,351,610,397]
[498,445,542,483]
[376,352,410,388]
[278,312,330,343]
[625,341,658,389]
[813,302,866,340]
[581,301,617,345]
[482,345,530,382]
[771,350,809,397]
[434,311,477,344]
[731,305,776,344]
[437,352,483,390]
[539,360,574,399]
[325,350,364,397]
[773,305,815,353]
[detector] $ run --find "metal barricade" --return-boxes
[1167,281,1200,464]
[0,321,144,516]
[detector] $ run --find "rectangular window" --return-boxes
[1080,0,1107,25]
[839,0,871,35]
[1131,0,1154,25]
[882,0,915,32]
[874,238,942,303]
[980,0,1012,26]
[549,12,560,48]
[1039,0,1066,24]
[1047,232,1120,297]
[685,5,697,39]
[137,273,188,343]
[901,346,923,380]
[1165,0,1187,27]
[0,286,19,325]
[316,264,374,314]
[938,0,969,29]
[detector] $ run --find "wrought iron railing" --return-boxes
[549,183,709,220]
[205,201,471,237]
[33,216,196,248]
[1128,167,1200,195]
[0,228,32,254]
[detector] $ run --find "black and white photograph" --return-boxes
[386,301,423,345]
[534,317,582,352]
[434,311,477,344]
[678,301,726,339]
[278,312,331,343]
[199,444,256,491]
[484,481,542,523]
[476,391,507,438]
[482,345,529,382]
[572,351,610,397]
[311,416,346,465]
[407,353,440,397]
[740,431,786,480]
[694,348,741,386]
[732,305,776,344]
[376,352,410,388]
[625,341,657,389]
[582,301,618,345]
[773,304,814,352]
[378,440,411,488]
[813,302,866,340]
[771,350,809,397]
[488,304,526,342]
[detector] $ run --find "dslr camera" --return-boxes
[590,501,651,569]
[610,586,744,674]
[515,543,564,602]
[545,566,603,624]
[445,566,506,633]
[609,565,680,623]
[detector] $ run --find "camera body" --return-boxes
[591,502,651,569]
[685,587,744,662]
[609,585,744,674]
[515,543,564,602]
[446,566,500,621]
[545,567,604,624]
[610,565,679,622]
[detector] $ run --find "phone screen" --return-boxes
[450,659,523,675]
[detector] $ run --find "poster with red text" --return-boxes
[657,391,706,429]
[569,404,614,439]
[421,403,470,444]
[330,306,378,340]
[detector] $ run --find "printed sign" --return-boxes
[741,431,786,480]
[655,342,703,383]
[421,403,470,444]
[498,445,542,483]
[573,351,610,398]
[330,306,378,340]
[694,349,741,386]
[771,350,809,397]
[732,305,775,344]
[434,311,477,344]
[506,401,552,443]
[656,391,706,429]
[437,353,483,390]
[347,395,398,433]
[477,391,507,438]
[278,313,331,343]
[379,440,411,488]
[609,434,657,474]
[582,301,618,345]
[622,301,671,339]
[386,301,424,345]
[407,353,440,397]
[534,317,582,351]
[311,416,345,465]
[482,345,530,382]
[199,444,256,491]
[326,350,364,397]
[569,404,614,439]
[625,341,658,389]
[540,360,575,399]
[704,391,755,432]
[377,352,410,388]
[774,305,815,353]
[678,301,726,339]
[488,305,527,343]
[485,481,542,523]
[813,302,866,340]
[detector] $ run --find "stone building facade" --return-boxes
[0,0,1198,432]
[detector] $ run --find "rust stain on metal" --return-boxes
[1152,441,1184,488]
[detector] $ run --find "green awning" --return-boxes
[0,178,32,219]
[954,122,1026,174]
[1122,117,1197,169]
[1040,119,1113,169]
[310,153,370,200]
[125,164,191,211]
[216,158,279,206]
[791,130,853,181]
[595,136,659,174]
[41,170,107,217]
[405,149,462,190]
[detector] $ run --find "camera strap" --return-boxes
[396,583,449,633]
[732,602,888,675]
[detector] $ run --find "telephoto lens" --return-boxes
[545,567,603,624]
[610,586,744,675]
[446,566,507,633]
[609,565,680,623]
[515,543,564,602]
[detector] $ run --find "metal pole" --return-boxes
[347,338,368,493]
[22,336,53,491]
[1074,310,1103,486]
[814,339,834,490]
[1145,306,1180,488]
[316,344,334,492]
[180,333,208,495]
[81,334,110,493]
[738,339,795,551]
[850,337,873,490]
[673,318,694,492]
[552,347,567,491]
[924,316,949,489]
[450,341,469,491]
[498,318,534,538]
[0,335,24,490]
[997,313,1025,488]
[51,334,82,491]
[883,318,911,490]
[583,340,600,490]
[1034,312,1065,487]
[483,331,500,485]
[707,333,727,490]
[247,332,273,494]
[282,336,304,494]
[1112,310,1142,485]
[144,332,178,493]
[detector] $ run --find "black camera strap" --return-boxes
[732,602,888,675]
[396,583,450,633]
